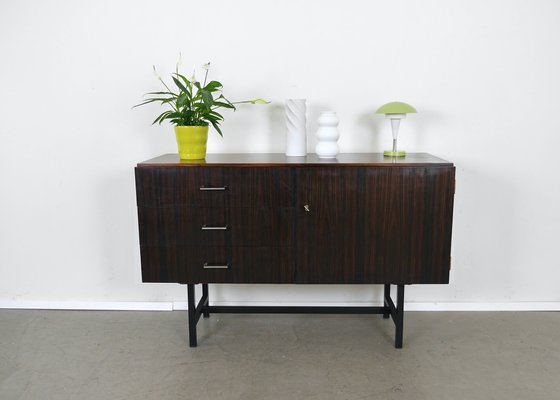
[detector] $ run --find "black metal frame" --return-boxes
[187,283,405,348]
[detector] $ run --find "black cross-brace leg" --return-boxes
[383,284,405,348]
[383,284,391,319]
[187,283,405,348]
[202,284,210,318]
[186,283,210,347]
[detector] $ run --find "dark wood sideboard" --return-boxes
[135,153,455,348]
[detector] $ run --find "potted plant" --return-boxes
[135,61,268,159]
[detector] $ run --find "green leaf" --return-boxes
[173,74,192,98]
[167,111,183,119]
[133,97,174,108]
[133,99,157,108]
[205,114,220,123]
[201,90,213,107]
[145,91,177,97]
[217,94,236,110]
[177,93,188,107]
[193,102,207,109]
[174,73,192,87]
[204,80,222,92]
[208,110,224,120]
[210,120,223,137]
[152,110,173,125]
[148,96,175,102]
[172,77,189,94]
[152,114,163,125]
[212,101,235,109]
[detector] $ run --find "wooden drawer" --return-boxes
[137,206,293,246]
[136,167,226,207]
[140,246,293,283]
[135,167,293,207]
[227,167,293,207]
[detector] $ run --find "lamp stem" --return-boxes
[390,118,401,153]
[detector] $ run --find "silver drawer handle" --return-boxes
[199,186,228,191]
[203,263,230,269]
[201,225,228,231]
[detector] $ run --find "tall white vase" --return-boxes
[285,99,307,156]
[315,111,339,158]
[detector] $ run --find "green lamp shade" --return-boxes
[376,102,417,114]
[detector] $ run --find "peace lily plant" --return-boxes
[135,60,268,159]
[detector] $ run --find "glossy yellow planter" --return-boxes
[174,126,209,160]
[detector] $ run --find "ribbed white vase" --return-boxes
[315,111,339,158]
[285,99,307,156]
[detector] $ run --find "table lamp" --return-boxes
[376,102,417,157]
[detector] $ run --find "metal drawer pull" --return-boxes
[199,186,228,191]
[203,263,230,269]
[201,225,228,231]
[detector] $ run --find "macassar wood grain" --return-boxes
[140,245,293,284]
[135,155,455,285]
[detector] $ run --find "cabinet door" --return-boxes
[362,167,455,284]
[295,166,455,284]
[295,167,362,283]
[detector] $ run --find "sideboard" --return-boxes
[135,153,455,348]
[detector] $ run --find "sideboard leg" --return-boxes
[383,284,391,319]
[395,284,405,349]
[202,284,210,318]
[187,284,198,347]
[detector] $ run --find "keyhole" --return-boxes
[304,204,310,212]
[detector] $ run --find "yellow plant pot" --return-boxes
[174,126,209,160]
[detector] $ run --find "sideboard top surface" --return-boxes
[138,153,453,167]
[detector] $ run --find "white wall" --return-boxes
[1,0,559,309]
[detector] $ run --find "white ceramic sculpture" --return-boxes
[285,99,307,157]
[315,111,339,158]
